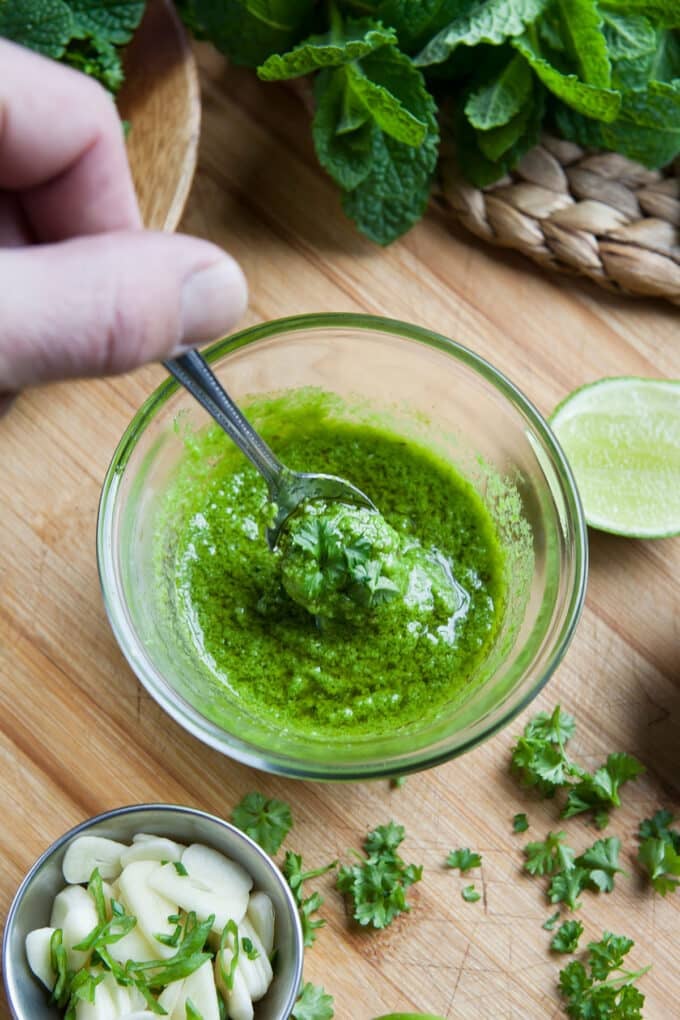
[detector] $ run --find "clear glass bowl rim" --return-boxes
[97,312,589,779]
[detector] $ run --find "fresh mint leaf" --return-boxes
[340,46,439,243]
[231,791,292,854]
[512,33,621,121]
[550,919,584,953]
[68,0,145,45]
[359,0,468,53]
[554,0,612,87]
[457,85,543,185]
[461,884,481,902]
[313,69,376,189]
[650,28,680,80]
[62,34,124,91]
[414,0,551,67]
[465,50,532,129]
[187,0,314,68]
[258,19,397,79]
[292,982,335,1020]
[601,10,658,61]
[599,0,680,27]
[601,79,680,168]
[345,60,428,145]
[446,847,482,872]
[0,0,74,57]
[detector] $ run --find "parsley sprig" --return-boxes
[510,705,645,827]
[231,791,293,855]
[524,832,624,910]
[558,932,650,1019]
[292,981,335,1020]
[283,851,338,948]
[336,821,423,930]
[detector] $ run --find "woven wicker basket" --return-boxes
[438,136,680,305]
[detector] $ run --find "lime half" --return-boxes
[550,377,680,538]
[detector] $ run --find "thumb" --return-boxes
[0,231,248,392]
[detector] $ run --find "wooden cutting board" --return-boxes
[1,43,679,1020]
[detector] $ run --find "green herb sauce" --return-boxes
[157,393,509,738]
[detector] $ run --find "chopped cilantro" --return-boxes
[513,812,529,833]
[542,910,561,931]
[173,860,189,877]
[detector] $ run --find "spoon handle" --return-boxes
[164,350,284,492]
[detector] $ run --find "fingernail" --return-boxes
[175,258,248,354]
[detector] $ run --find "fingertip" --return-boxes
[174,252,249,355]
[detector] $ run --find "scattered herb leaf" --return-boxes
[231,791,293,854]
[461,884,481,902]
[446,848,482,873]
[550,919,584,953]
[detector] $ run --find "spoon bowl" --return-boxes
[165,350,376,547]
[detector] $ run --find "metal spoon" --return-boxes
[165,350,377,549]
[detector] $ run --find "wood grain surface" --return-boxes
[1,42,679,1020]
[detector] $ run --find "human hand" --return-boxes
[0,39,248,413]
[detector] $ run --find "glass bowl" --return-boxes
[97,314,587,780]
[2,804,304,1020]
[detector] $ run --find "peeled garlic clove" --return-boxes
[168,959,220,1020]
[25,927,56,990]
[120,837,186,868]
[50,885,99,971]
[106,922,162,965]
[158,979,185,1013]
[62,836,127,884]
[117,861,179,959]
[246,891,275,957]
[149,850,251,933]
[236,917,273,1002]
[215,948,254,1020]
[73,974,116,1020]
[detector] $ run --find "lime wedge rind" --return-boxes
[550,376,680,539]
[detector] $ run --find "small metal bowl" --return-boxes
[2,804,304,1020]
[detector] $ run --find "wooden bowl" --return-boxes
[116,0,201,231]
